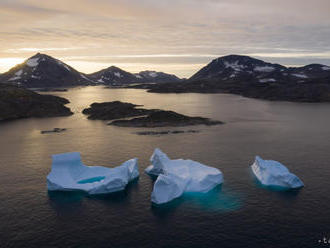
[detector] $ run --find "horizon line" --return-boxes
[1,52,330,78]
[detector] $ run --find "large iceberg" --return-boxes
[251,156,304,189]
[146,149,223,204]
[47,152,139,194]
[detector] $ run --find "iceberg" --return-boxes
[47,152,139,194]
[251,156,304,189]
[146,149,223,204]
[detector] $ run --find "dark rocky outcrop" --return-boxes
[82,101,153,120]
[109,110,224,127]
[41,128,67,134]
[0,84,73,121]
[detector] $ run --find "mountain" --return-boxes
[0,84,73,121]
[189,55,330,84]
[190,55,285,82]
[134,71,181,83]
[88,67,181,85]
[0,53,183,87]
[145,55,330,102]
[0,53,94,88]
[88,66,140,85]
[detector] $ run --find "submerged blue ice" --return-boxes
[77,176,106,184]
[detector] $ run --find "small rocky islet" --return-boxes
[0,84,73,121]
[82,101,153,120]
[109,110,223,127]
[82,101,224,127]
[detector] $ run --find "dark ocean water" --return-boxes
[1,86,330,248]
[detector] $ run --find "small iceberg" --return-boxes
[47,152,139,194]
[146,148,223,204]
[251,156,304,189]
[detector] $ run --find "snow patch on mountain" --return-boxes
[224,61,246,71]
[254,66,275,73]
[322,66,330,71]
[8,76,21,81]
[26,58,39,67]
[114,72,122,78]
[15,70,23,76]
[292,73,308,78]
[149,72,158,77]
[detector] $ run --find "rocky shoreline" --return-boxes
[143,79,330,102]
[0,84,73,121]
[82,101,154,120]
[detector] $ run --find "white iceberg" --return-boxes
[146,149,223,204]
[47,152,139,194]
[251,156,304,189]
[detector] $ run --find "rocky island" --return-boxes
[0,84,73,121]
[83,101,223,127]
[82,101,153,120]
[109,110,223,127]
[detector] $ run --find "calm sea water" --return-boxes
[1,86,330,248]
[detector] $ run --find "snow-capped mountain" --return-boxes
[88,66,139,85]
[0,53,183,87]
[134,71,181,83]
[0,53,93,88]
[190,55,286,82]
[89,67,181,85]
[189,55,330,84]
[147,55,330,102]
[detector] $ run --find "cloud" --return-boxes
[0,0,329,77]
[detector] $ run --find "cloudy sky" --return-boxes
[1,0,330,77]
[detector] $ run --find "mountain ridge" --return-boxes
[0,53,182,87]
[1,53,330,97]
[142,54,330,102]
[189,54,330,83]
